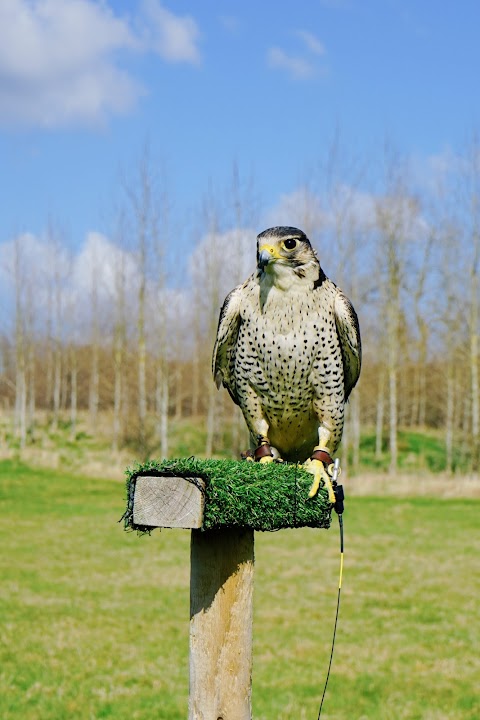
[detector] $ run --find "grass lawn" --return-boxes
[0,459,478,719]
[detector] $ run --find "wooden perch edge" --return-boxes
[123,458,333,532]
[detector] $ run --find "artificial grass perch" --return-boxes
[123,457,333,533]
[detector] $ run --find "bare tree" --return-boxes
[409,227,434,428]
[112,216,128,453]
[375,364,386,460]
[153,181,171,459]
[69,343,78,439]
[193,166,260,458]
[201,197,222,458]
[374,192,401,475]
[25,273,37,437]
[123,149,153,454]
[227,163,259,456]
[458,136,480,471]
[88,243,100,434]
[123,144,170,457]
[12,237,27,449]
[374,151,418,474]
[50,226,65,433]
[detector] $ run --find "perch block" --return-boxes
[123,457,333,533]
[123,458,334,720]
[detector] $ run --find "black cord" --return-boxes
[317,505,344,719]
[293,462,298,527]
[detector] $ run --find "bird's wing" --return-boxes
[212,284,244,405]
[334,290,362,400]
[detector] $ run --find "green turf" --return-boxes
[1,460,479,719]
[124,458,333,532]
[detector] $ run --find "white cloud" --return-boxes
[141,0,201,64]
[71,231,139,302]
[0,228,193,343]
[0,230,135,333]
[410,147,461,195]
[0,232,68,333]
[0,0,201,128]
[327,184,377,231]
[267,47,314,80]
[188,227,257,302]
[0,0,138,128]
[263,188,326,237]
[68,231,192,343]
[296,30,326,56]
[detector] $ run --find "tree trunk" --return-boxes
[388,344,398,475]
[156,362,169,459]
[70,346,78,441]
[445,360,454,473]
[27,331,36,436]
[375,368,385,460]
[138,278,147,449]
[112,333,123,452]
[174,364,182,421]
[205,382,217,457]
[14,239,27,450]
[351,393,361,471]
[52,340,61,432]
[470,257,479,471]
[89,342,99,433]
[191,344,200,417]
[15,364,27,450]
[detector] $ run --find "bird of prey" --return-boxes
[212,226,361,501]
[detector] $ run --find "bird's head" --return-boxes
[256,227,319,284]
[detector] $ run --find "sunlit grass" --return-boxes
[254,498,480,719]
[2,411,473,477]
[1,460,479,719]
[356,428,470,474]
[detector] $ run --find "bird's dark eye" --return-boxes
[283,239,297,250]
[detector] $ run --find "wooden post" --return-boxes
[131,475,255,718]
[189,528,254,720]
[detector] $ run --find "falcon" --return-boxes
[212,226,361,501]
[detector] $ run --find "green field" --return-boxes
[1,460,478,720]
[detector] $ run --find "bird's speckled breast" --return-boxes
[235,281,342,415]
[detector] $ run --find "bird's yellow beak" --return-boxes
[258,244,280,270]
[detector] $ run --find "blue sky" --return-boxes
[1,0,479,268]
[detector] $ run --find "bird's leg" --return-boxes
[254,434,274,464]
[247,417,275,463]
[304,426,336,502]
[241,415,275,463]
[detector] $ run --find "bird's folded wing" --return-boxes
[212,284,244,404]
[334,291,362,400]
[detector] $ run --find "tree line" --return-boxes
[1,139,479,474]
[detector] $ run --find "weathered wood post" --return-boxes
[131,473,254,719]
[190,528,254,720]
[124,459,332,720]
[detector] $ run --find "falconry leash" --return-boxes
[317,458,344,719]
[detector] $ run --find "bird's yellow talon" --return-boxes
[259,455,274,464]
[324,477,336,504]
[304,458,336,502]
[308,477,321,498]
